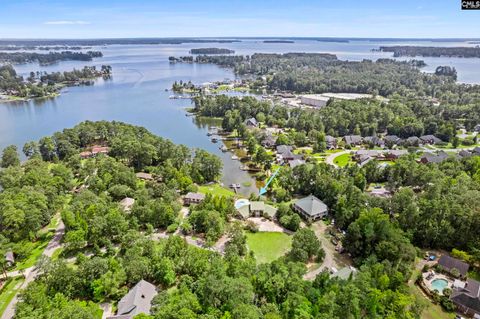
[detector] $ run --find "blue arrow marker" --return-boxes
[259,166,282,195]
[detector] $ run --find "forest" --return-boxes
[192,94,474,140]
[191,52,480,105]
[379,45,480,58]
[0,51,103,65]
[0,121,433,319]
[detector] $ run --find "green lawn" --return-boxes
[198,184,236,197]
[333,153,352,167]
[246,232,292,264]
[14,232,53,271]
[0,276,24,317]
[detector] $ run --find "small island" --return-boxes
[379,45,480,58]
[189,48,235,54]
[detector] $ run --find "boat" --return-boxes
[211,138,218,143]
[231,155,239,160]
[220,145,228,152]
[229,183,241,189]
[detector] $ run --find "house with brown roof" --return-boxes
[183,192,205,205]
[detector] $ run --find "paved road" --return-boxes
[1,220,65,319]
[325,151,349,168]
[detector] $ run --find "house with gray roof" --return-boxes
[451,278,480,318]
[293,195,328,221]
[245,117,259,128]
[420,135,442,145]
[183,192,205,205]
[420,151,449,164]
[325,135,337,149]
[107,280,157,319]
[438,255,470,278]
[384,135,401,145]
[289,159,306,169]
[404,136,421,146]
[5,250,14,267]
[119,197,135,212]
[236,201,277,219]
[343,135,362,146]
[363,136,384,147]
[261,135,277,148]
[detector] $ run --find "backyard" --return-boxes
[246,232,292,264]
[198,183,236,197]
[0,276,24,317]
[333,153,352,167]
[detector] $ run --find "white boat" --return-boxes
[231,155,239,160]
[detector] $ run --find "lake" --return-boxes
[2,39,480,195]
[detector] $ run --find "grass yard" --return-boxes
[198,183,236,197]
[0,276,24,317]
[246,232,292,264]
[333,153,352,167]
[14,232,53,271]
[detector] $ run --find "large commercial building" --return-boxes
[300,94,331,108]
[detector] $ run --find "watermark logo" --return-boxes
[462,0,480,9]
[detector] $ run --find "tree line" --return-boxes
[0,51,103,65]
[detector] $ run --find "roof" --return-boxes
[263,204,277,218]
[344,135,362,145]
[113,280,157,318]
[136,172,153,180]
[421,151,449,164]
[325,135,336,143]
[438,255,470,276]
[451,283,480,314]
[332,266,357,280]
[384,135,400,143]
[119,198,135,211]
[386,150,408,157]
[5,251,14,263]
[262,135,277,146]
[294,195,328,217]
[289,159,306,168]
[237,205,250,219]
[276,145,293,154]
[185,192,205,201]
[363,136,384,146]
[356,150,380,157]
[245,117,258,126]
[250,201,265,211]
[420,135,442,144]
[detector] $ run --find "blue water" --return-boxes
[431,278,449,292]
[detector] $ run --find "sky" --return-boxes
[0,0,479,39]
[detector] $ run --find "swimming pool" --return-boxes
[235,199,250,209]
[431,278,449,293]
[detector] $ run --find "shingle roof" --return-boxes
[289,159,306,168]
[250,201,265,211]
[384,135,400,143]
[245,118,258,126]
[294,195,328,217]
[438,255,470,276]
[185,192,205,201]
[344,135,362,145]
[276,145,293,154]
[114,280,157,317]
[451,291,480,314]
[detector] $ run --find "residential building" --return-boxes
[384,150,408,160]
[293,195,328,221]
[300,94,330,108]
[420,135,442,145]
[363,136,384,147]
[5,250,14,267]
[343,135,362,146]
[119,197,135,212]
[420,151,449,164]
[261,135,277,148]
[236,201,277,219]
[438,255,470,278]
[245,117,258,128]
[404,136,421,146]
[183,192,205,205]
[107,280,157,319]
[289,159,306,169]
[136,172,153,181]
[451,278,480,318]
[325,135,337,149]
[384,135,401,145]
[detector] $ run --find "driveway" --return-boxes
[1,220,65,319]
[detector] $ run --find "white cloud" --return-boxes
[44,20,90,25]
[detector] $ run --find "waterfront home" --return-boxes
[5,250,14,267]
[451,278,480,318]
[438,255,470,278]
[245,117,259,128]
[136,172,153,181]
[236,200,277,219]
[420,135,442,145]
[289,159,306,169]
[276,145,302,162]
[119,197,135,212]
[261,135,277,148]
[293,195,328,221]
[183,192,205,205]
[343,135,362,146]
[325,135,337,149]
[107,280,157,319]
